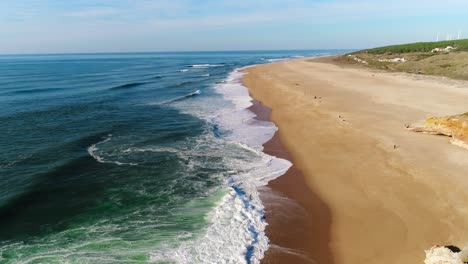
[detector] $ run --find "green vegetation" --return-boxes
[329,39,468,80]
[359,39,468,54]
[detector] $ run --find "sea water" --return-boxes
[0,50,345,263]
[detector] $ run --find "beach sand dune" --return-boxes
[243,58,468,264]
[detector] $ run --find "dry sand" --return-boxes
[242,58,468,264]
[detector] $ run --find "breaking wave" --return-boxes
[150,68,292,263]
[189,64,224,68]
[158,90,202,105]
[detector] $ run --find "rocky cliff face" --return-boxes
[409,113,468,150]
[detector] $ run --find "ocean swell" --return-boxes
[109,82,148,90]
[157,89,202,105]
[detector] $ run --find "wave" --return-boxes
[200,74,210,77]
[165,81,196,90]
[189,64,223,68]
[219,72,291,263]
[158,90,202,105]
[109,82,148,90]
[151,68,291,263]
[265,58,288,63]
[208,69,292,263]
[2,87,65,96]
[189,89,202,96]
[87,135,138,166]
[179,69,189,72]
[121,146,178,154]
[172,81,195,87]
[0,154,106,239]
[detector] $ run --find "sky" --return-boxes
[1,0,467,54]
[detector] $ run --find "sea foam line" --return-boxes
[209,68,292,263]
[156,89,202,105]
[152,67,292,263]
[87,135,138,166]
[189,64,223,68]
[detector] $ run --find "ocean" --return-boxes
[0,50,344,263]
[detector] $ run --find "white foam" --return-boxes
[122,146,178,154]
[152,68,292,263]
[190,64,223,68]
[213,69,280,151]
[87,135,138,166]
[265,58,288,63]
[265,56,307,63]
[180,69,189,72]
[151,189,261,263]
[156,89,202,105]
[87,135,112,163]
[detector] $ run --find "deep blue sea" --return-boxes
[0,50,345,263]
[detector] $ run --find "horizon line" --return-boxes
[0,48,358,56]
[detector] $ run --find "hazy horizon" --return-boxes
[0,48,354,56]
[1,0,467,54]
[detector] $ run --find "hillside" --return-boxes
[333,39,468,80]
[359,39,468,54]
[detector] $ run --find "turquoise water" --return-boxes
[0,51,345,263]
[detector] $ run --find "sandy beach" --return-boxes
[243,58,468,264]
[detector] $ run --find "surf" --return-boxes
[0,50,335,264]
[189,64,224,68]
[151,68,292,264]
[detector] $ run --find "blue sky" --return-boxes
[1,0,467,54]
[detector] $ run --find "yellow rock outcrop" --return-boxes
[409,113,468,150]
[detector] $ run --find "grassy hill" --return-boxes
[359,39,468,54]
[331,39,468,80]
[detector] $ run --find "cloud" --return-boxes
[1,0,468,53]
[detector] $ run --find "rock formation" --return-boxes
[409,113,468,150]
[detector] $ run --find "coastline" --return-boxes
[248,100,333,264]
[243,58,468,263]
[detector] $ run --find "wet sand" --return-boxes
[249,101,333,264]
[243,58,468,264]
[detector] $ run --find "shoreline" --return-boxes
[243,58,468,264]
[248,100,333,264]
